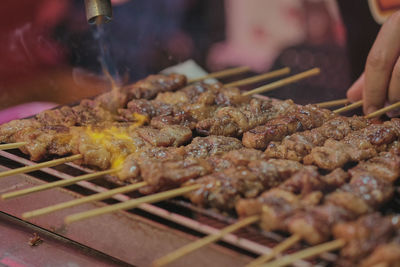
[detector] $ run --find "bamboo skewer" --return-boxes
[153,215,260,267]
[22,181,147,219]
[1,168,119,200]
[0,154,82,179]
[188,66,251,83]
[0,142,27,150]
[225,67,290,87]
[246,234,302,267]
[264,239,345,267]
[242,68,320,96]
[316,98,349,108]
[64,184,201,224]
[333,100,363,114]
[365,101,400,119]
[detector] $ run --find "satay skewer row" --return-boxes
[265,213,400,267]
[0,68,299,150]
[162,136,400,266]
[0,67,320,157]
[315,98,349,108]
[152,215,260,267]
[251,144,400,265]
[7,102,390,211]
[2,101,394,201]
[152,166,340,266]
[1,135,244,212]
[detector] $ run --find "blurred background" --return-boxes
[0,0,384,121]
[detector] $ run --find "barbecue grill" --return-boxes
[5,60,397,266]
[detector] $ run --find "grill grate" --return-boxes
[0,149,322,266]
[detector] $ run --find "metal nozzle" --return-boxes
[84,0,113,24]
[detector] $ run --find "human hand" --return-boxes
[347,11,400,115]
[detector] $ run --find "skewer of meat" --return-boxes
[241,104,336,149]
[1,134,243,199]
[0,73,187,145]
[264,115,370,161]
[304,118,400,170]
[265,213,400,267]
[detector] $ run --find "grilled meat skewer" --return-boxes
[264,115,370,161]
[304,118,400,170]
[242,104,336,150]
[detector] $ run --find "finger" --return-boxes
[364,11,400,114]
[388,56,400,103]
[347,73,364,102]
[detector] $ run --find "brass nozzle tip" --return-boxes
[84,0,113,24]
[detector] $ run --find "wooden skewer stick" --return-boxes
[153,215,260,267]
[0,154,82,179]
[225,67,290,88]
[316,98,349,108]
[264,239,345,267]
[22,181,147,219]
[0,142,27,151]
[246,234,302,267]
[365,101,400,119]
[333,100,363,114]
[64,184,201,224]
[242,68,320,96]
[2,168,119,200]
[188,66,251,83]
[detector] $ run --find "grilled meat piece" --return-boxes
[123,73,187,100]
[265,116,370,161]
[13,125,73,161]
[236,167,349,232]
[136,125,192,147]
[326,174,393,216]
[0,119,41,143]
[185,158,303,211]
[137,136,244,194]
[333,213,400,265]
[196,98,287,137]
[242,105,335,150]
[360,234,400,267]
[304,119,400,170]
[139,148,262,194]
[287,148,400,245]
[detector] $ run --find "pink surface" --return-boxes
[0,102,57,124]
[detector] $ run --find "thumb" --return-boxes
[346,73,364,102]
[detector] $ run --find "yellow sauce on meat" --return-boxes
[85,113,148,169]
